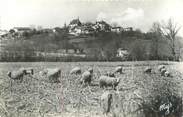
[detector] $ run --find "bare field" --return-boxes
[0,61,183,117]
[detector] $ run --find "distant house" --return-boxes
[68,18,83,36]
[12,27,33,33]
[111,27,122,33]
[117,48,129,58]
[52,27,68,34]
[123,27,133,32]
[69,26,82,36]
[82,25,95,34]
[69,18,82,29]
[94,20,111,32]
[69,25,95,36]
[10,27,34,37]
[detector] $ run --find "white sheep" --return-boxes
[88,67,93,74]
[158,65,165,72]
[100,91,113,115]
[144,67,152,74]
[39,69,48,76]
[42,68,61,83]
[114,66,123,74]
[7,68,26,81]
[80,71,92,85]
[99,75,120,90]
[21,67,34,75]
[164,71,171,77]
[70,67,81,75]
[160,68,167,76]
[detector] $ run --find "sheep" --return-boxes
[105,71,115,77]
[80,71,92,85]
[158,65,165,72]
[88,67,93,74]
[99,75,120,90]
[7,68,26,81]
[39,69,48,76]
[114,66,123,74]
[21,68,34,75]
[164,71,171,77]
[160,68,167,76]
[42,68,61,83]
[144,67,152,74]
[70,67,81,75]
[100,91,113,115]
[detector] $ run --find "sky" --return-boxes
[0,0,183,36]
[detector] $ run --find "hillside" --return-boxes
[0,29,182,61]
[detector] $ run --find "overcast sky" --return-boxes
[0,0,183,36]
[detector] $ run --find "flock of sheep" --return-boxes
[144,65,171,77]
[6,64,172,116]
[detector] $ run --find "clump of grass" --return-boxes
[140,94,182,117]
[136,71,183,117]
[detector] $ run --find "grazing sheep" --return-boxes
[40,69,49,76]
[42,68,61,83]
[100,91,113,115]
[158,65,165,72]
[144,67,152,74]
[105,72,115,77]
[88,67,93,74]
[70,67,81,75]
[114,66,122,74]
[7,69,26,81]
[80,71,92,85]
[99,76,120,90]
[23,68,34,75]
[160,68,167,76]
[164,71,171,77]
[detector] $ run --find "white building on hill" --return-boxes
[117,48,129,58]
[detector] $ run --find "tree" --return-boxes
[129,40,146,60]
[162,19,181,60]
[149,22,163,59]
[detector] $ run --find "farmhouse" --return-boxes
[69,26,82,36]
[116,48,129,58]
[9,27,34,38]
[69,25,95,36]
[94,20,111,32]
[82,25,95,34]
[111,27,122,33]
[123,27,133,31]
[12,27,33,33]
[69,18,82,29]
